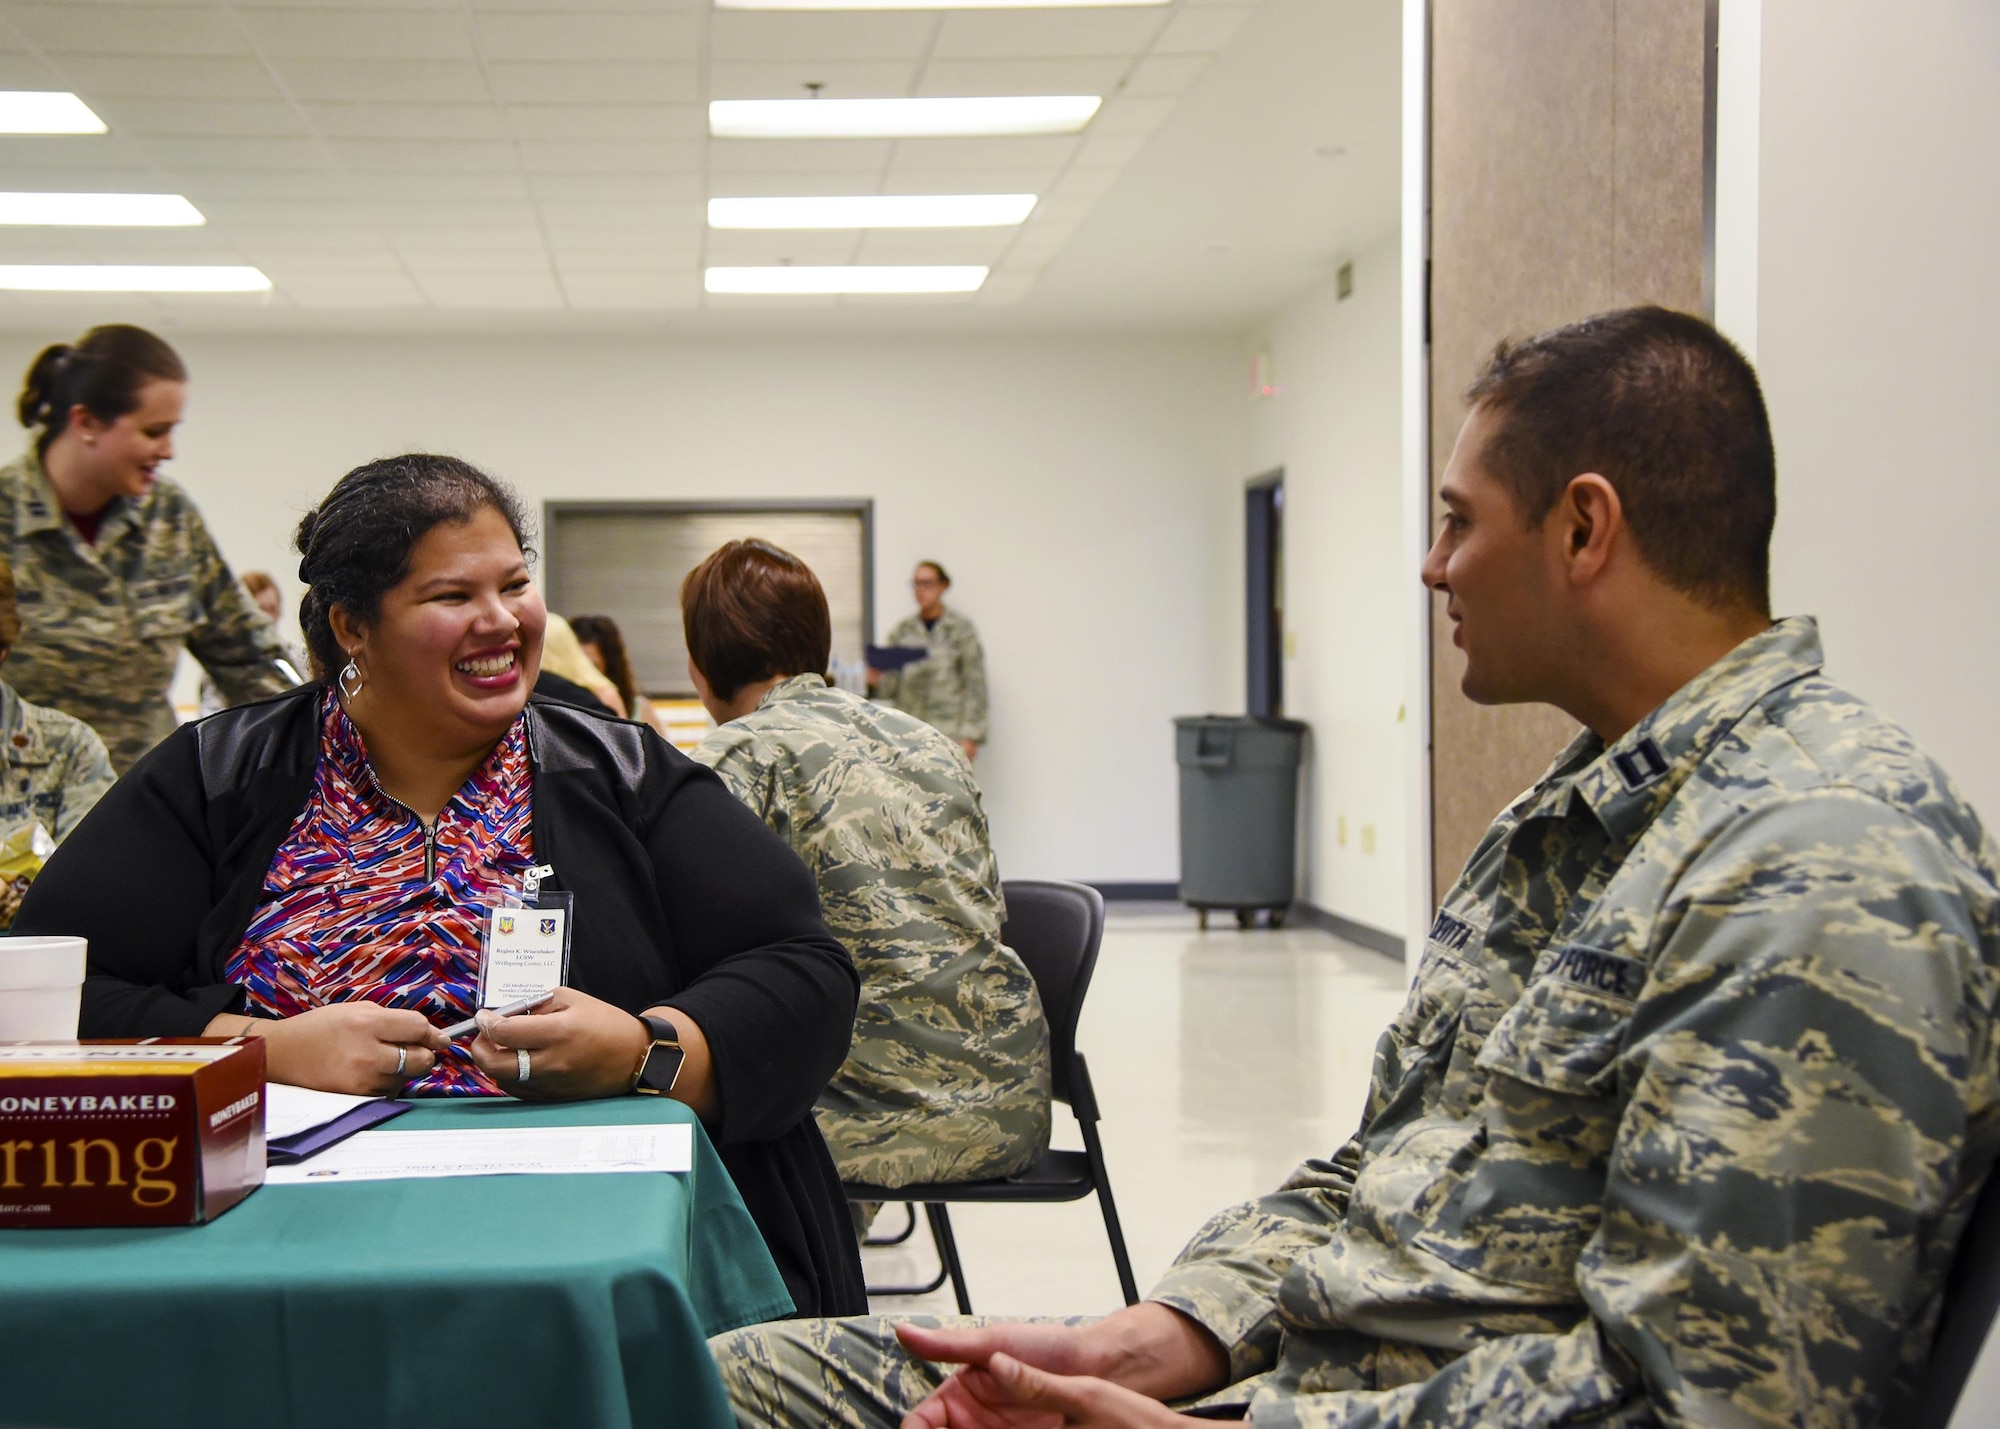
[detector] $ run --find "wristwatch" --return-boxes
[631,1012,687,1096]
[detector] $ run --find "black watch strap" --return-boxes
[634,1013,687,1096]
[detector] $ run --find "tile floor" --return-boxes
[863,904,1410,1318]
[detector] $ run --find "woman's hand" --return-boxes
[467,986,650,1101]
[206,1004,449,1095]
[902,1357,1189,1429]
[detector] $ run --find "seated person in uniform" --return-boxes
[709,308,2000,1426]
[684,539,1051,1194]
[0,553,114,925]
[16,454,866,1318]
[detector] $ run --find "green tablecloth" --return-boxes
[0,1097,792,1429]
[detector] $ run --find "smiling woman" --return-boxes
[0,324,296,772]
[14,453,869,1317]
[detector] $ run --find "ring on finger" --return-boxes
[517,1047,531,1083]
[395,1045,407,1077]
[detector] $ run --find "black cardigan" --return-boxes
[14,686,867,1317]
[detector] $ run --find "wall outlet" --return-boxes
[1361,824,1377,855]
[1283,630,1298,659]
[1337,815,1348,847]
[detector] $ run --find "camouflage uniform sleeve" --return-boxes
[1148,1144,1363,1381]
[49,718,114,844]
[180,513,292,706]
[1247,787,1993,1428]
[956,620,989,744]
[690,725,781,828]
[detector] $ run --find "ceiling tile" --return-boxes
[535,200,696,228]
[558,273,700,310]
[703,230,863,265]
[57,55,282,99]
[708,61,915,101]
[1153,6,1257,55]
[302,104,508,140]
[542,225,700,252]
[886,136,1079,173]
[553,251,697,276]
[387,226,544,253]
[529,172,701,202]
[867,169,1053,197]
[281,274,428,309]
[1072,131,1149,169]
[228,227,395,253]
[5,6,252,57]
[930,10,1167,61]
[374,201,540,227]
[1047,167,1119,202]
[418,272,564,309]
[472,14,699,62]
[1121,55,1209,98]
[348,172,531,202]
[913,59,1126,99]
[0,55,65,87]
[704,172,888,199]
[0,135,154,169]
[193,198,360,227]
[467,0,702,13]
[401,253,551,276]
[516,139,702,174]
[141,136,332,170]
[173,171,354,199]
[237,10,474,60]
[709,12,935,63]
[853,229,1013,265]
[974,270,1037,305]
[269,59,491,103]
[485,62,696,104]
[708,139,892,174]
[1090,96,1175,135]
[88,98,307,136]
[502,103,701,140]
[327,138,519,172]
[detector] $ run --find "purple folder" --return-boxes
[267,1098,413,1165]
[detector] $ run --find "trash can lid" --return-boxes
[1173,714,1308,732]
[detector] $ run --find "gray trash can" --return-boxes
[1174,715,1307,929]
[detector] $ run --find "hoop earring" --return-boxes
[338,659,364,700]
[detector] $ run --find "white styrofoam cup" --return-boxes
[0,935,86,1040]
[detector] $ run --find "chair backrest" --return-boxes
[997,879,1105,1116]
[1909,1163,2000,1428]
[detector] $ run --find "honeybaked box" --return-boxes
[0,1039,266,1227]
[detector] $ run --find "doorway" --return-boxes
[1245,472,1284,718]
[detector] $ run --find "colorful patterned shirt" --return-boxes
[226,694,538,1095]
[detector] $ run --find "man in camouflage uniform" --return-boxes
[0,447,295,772]
[872,562,989,761]
[709,309,2000,1428]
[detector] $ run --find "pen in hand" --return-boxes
[439,990,557,1040]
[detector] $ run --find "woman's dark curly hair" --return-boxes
[294,453,532,680]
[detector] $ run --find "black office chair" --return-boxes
[1909,1162,2000,1428]
[847,878,1140,1314]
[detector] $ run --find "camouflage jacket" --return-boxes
[694,674,1049,1187]
[873,607,989,744]
[0,448,294,773]
[0,679,112,844]
[1151,618,2000,1428]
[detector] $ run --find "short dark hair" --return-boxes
[915,561,951,586]
[681,540,832,702]
[294,454,532,680]
[1465,306,1776,614]
[569,614,639,715]
[18,325,187,454]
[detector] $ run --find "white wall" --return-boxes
[1755,0,2000,820]
[0,330,1241,885]
[1237,233,1409,939]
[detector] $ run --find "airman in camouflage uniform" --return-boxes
[0,679,113,845]
[694,672,1050,1188]
[0,448,295,773]
[710,617,2000,1427]
[873,607,990,749]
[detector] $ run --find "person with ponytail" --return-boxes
[1,324,295,772]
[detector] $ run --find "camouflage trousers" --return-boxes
[709,1315,1090,1429]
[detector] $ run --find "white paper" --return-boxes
[263,1123,693,1184]
[263,1084,382,1141]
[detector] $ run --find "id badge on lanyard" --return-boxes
[479,863,573,1007]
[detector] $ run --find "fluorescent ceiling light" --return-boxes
[710,97,1101,140]
[705,266,988,295]
[0,92,107,135]
[0,265,271,293]
[718,0,1164,8]
[0,193,204,227]
[709,194,1037,230]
